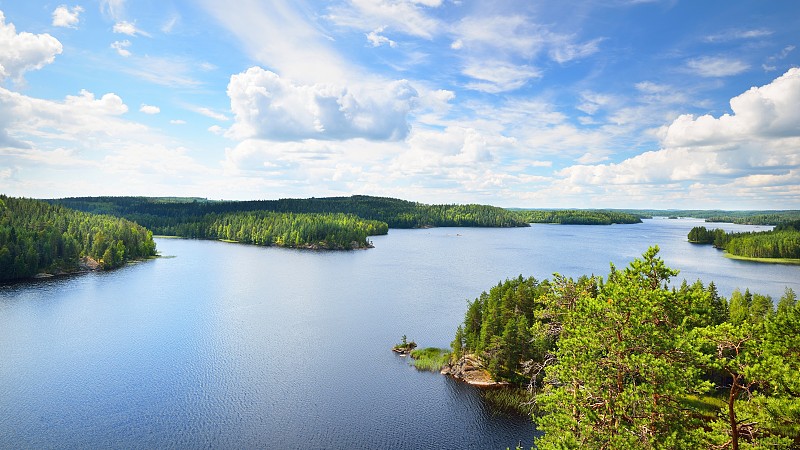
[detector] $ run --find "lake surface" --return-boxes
[1,219,798,449]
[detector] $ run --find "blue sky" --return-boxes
[0,0,798,208]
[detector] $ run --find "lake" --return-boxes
[1,219,797,449]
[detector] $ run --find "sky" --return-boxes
[0,0,799,209]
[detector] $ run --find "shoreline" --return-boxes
[154,235,374,251]
[723,253,800,265]
[6,256,157,285]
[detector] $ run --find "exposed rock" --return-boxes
[441,354,508,387]
[392,342,417,356]
[79,256,102,271]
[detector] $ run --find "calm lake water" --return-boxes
[1,219,798,449]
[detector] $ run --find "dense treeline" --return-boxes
[449,248,799,449]
[688,225,800,260]
[49,195,530,230]
[513,209,642,225]
[705,212,800,225]
[616,209,800,225]
[164,211,387,249]
[0,196,156,281]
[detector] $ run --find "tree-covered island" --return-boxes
[433,248,799,449]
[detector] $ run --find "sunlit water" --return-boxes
[1,219,797,448]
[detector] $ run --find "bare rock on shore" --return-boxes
[441,354,508,387]
[79,256,102,271]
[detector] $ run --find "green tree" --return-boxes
[697,309,799,449]
[535,247,710,449]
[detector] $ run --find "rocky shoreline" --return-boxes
[440,354,509,387]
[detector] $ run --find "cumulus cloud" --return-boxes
[686,56,749,77]
[0,87,141,154]
[139,104,160,114]
[661,68,800,146]
[52,5,84,28]
[226,67,418,141]
[0,11,63,82]
[558,68,800,199]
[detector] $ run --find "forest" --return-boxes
[449,247,799,449]
[0,196,157,281]
[49,195,530,230]
[617,209,800,225]
[512,209,643,225]
[688,222,800,260]
[162,211,388,249]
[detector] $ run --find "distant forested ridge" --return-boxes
[0,196,156,281]
[513,209,642,225]
[688,222,800,260]
[49,195,529,230]
[616,209,800,225]
[448,248,800,449]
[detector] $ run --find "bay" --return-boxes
[1,218,797,449]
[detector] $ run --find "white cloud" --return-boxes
[52,5,84,28]
[0,11,63,82]
[661,68,800,146]
[139,104,160,114]
[0,85,213,198]
[549,38,603,64]
[208,125,224,135]
[367,27,397,48]
[703,28,772,43]
[162,14,180,33]
[558,68,800,200]
[686,56,749,77]
[101,0,126,21]
[0,87,138,149]
[113,21,150,37]
[451,15,600,92]
[193,106,229,122]
[577,152,609,164]
[327,0,443,40]
[452,15,544,57]
[226,67,418,141]
[111,40,131,57]
[462,61,541,93]
[121,55,203,87]
[577,91,613,115]
[198,0,351,84]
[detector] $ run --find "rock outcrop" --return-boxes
[440,354,508,387]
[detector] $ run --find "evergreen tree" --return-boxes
[535,247,710,449]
